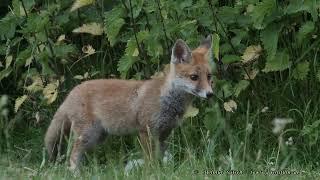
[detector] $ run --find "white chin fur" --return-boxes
[171,78,209,99]
[196,90,208,98]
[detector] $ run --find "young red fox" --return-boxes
[44,36,214,170]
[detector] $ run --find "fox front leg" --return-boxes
[157,129,174,164]
[158,128,172,158]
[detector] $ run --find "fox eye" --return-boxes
[190,74,199,81]
[207,74,212,80]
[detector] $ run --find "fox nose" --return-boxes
[206,92,214,98]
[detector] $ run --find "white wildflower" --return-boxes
[272,118,293,134]
[246,123,253,134]
[285,137,293,146]
[261,107,269,113]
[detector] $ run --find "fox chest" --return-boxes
[151,90,190,134]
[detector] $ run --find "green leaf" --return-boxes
[55,14,70,25]
[0,15,19,40]
[285,0,310,15]
[0,67,13,81]
[251,0,276,29]
[221,55,241,64]
[292,61,309,80]
[22,0,35,11]
[204,103,224,134]
[16,48,32,67]
[12,0,20,16]
[261,23,282,61]
[5,55,13,69]
[285,0,318,21]
[306,0,318,21]
[38,51,54,75]
[117,36,141,78]
[137,30,149,42]
[22,13,49,33]
[104,6,125,46]
[230,29,247,47]
[170,20,197,37]
[234,80,250,97]
[131,0,145,18]
[263,51,291,72]
[297,21,315,44]
[212,33,220,61]
[117,55,136,78]
[25,56,33,67]
[217,6,239,24]
[53,44,76,58]
[216,80,233,98]
[125,38,138,56]
[146,37,163,58]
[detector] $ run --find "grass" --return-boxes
[1,99,320,179]
[2,72,320,179]
[0,143,319,180]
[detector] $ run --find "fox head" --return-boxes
[169,36,214,99]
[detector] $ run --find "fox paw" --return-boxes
[124,159,145,175]
[162,151,173,164]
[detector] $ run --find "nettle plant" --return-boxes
[0,0,319,142]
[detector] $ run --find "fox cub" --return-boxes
[45,36,214,170]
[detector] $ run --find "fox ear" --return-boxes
[199,35,212,61]
[171,39,192,64]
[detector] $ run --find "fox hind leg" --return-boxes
[69,120,107,170]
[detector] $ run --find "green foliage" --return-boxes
[104,6,125,46]
[234,80,250,97]
[292,61,310,80]
[212,33,220,61]
[263,51,291,72]
[0,15,19,39]
[297,21,315,44]
[251,0,277,29]
[222,54,240,64]
[260,23,281,62]
[0,67,12,81]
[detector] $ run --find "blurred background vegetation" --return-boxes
[0,0,320,177]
